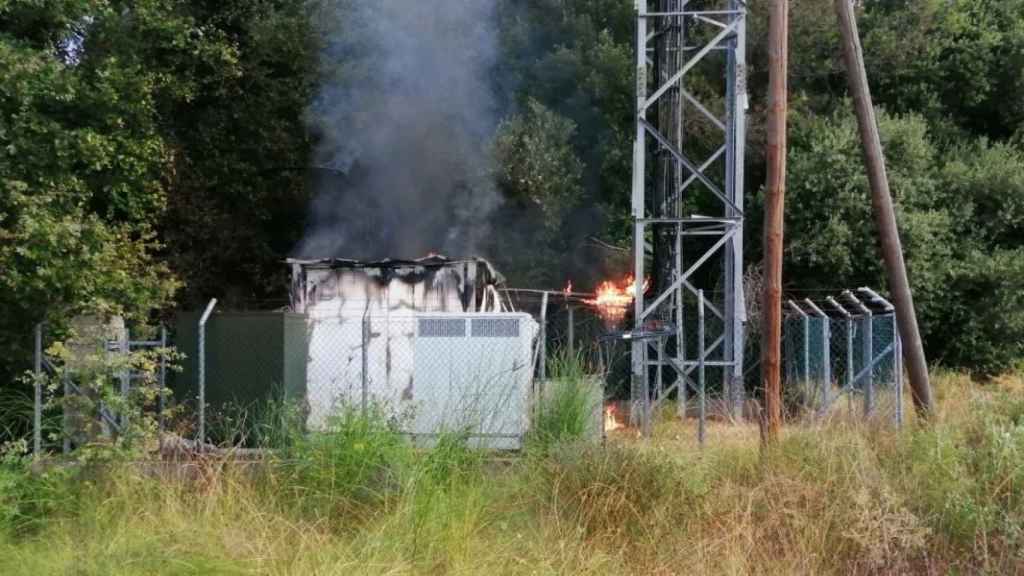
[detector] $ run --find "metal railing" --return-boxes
[781,288,903,425]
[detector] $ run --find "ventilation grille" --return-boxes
[418,318,466,337]
[471,318,519,338]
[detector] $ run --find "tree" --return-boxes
[497,1,634,249]
[1,2,183,378]
[490,99,585,288]
[783,101,1024,374]
[156,1,318,308]
[860,0,1024,141]
[0,1,277,433]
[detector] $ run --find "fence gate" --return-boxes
[782,288,903,425]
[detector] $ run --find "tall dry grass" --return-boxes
[0,370,1021,575]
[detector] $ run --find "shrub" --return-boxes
[281,405,410,517]
[528,350,600,453]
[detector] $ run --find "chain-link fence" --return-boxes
[501,290,623,386]
[33,306,586,454]
[31,288,904,456]
[505,287,746,442]
[182,311,541,450]
[781,292,904,425]
[304,313,538,448]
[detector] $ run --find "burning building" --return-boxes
[288,255,538,449]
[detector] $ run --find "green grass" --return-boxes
[528,349,601,452]
[0,370,1022,575]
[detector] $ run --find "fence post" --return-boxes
[785,300,808,406]
[656,332,665,408]
[894,318,903,427]
[823,318,830,405]
[863,313,874,417]
[846,318,854,412]
[803,313,810,383]
[120,327,130,428]
[844,291,873,418]
[859,288,901,426]
[567,305,574,358]
[804,299,830,414]
[62,372,70,455]
[785,300,808,381]
[361,315,370,416]
[827,296,855,416]
[34,323,42,456]
[698,290,706,447]
[539,291,549,384]
[159,325,167,446]
[676,226,687,421]
[198,298,217,443]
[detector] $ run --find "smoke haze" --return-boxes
[297,0,501,260]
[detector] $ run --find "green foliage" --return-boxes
[940,139,1024,247]
[783,108,954,332]
[207,396,306,450]
[495,99,584,231]
[528,349,600,452]
[943,249,1024,373]
[885,380,1024,553]
[0,0,317,435]
[536,441,697,540]
[496,0,635,256]
[2,0,1024,402]
[783,104,1024,374]
[34,323,180,457]
[415,431,481,487]
[157,1,317,307]
[0,389,33,444]
[281,405,410,515]
[0,441,75,538]
[491,99,587,286]
[0,1,184,396]
[860,0,1024,140]
[0,372,1019,573]
[493,1,1022,377]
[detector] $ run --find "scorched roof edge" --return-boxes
[285,255,505,284]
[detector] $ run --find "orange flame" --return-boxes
[604,405,623,432]
[583,275,648,325]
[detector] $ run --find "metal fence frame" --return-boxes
[30,285,905,457]
[504,285,908,446]
[32,322,170,457]
[781,288,904,425]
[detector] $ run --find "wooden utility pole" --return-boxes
[762,0,789,441]
[834,0,934,416]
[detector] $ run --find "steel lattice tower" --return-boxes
[631,0,747,432]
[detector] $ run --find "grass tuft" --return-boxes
[528,349,600,453]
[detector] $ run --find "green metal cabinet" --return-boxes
[172,311,308,410]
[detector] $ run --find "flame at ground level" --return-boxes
[604,404,624,432]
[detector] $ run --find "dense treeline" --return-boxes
[1,0,1022,401]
